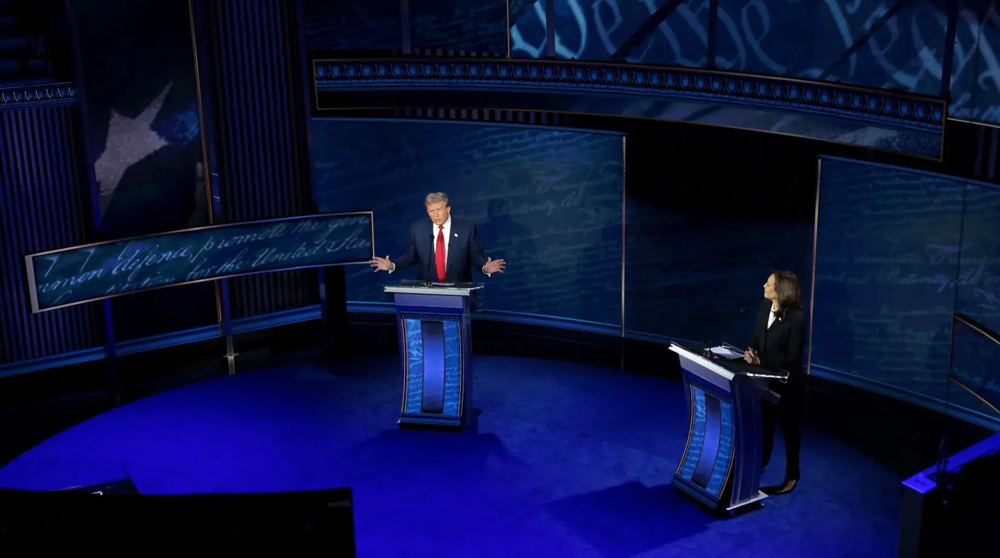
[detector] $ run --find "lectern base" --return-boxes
[672,475,769,515]
[398,413,466,431]
[725,490,768,512]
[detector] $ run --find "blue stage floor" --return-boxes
[0,355,901,557]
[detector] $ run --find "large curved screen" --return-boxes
[310,119,625,328]
[813,156,1000,423]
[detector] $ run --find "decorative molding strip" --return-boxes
[316,107,569,127]
[314,59,945,132]
[0,82,77,109]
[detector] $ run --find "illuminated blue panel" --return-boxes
[403,318,463,418]
[511,0,709,64]
[715,0,946,96]
[813,157,1000,428]
[312,120,624,326]
[813,157,963,402]
[404,318,425,415]
[677,383,734,501]
[690,391,720,488]
[442,320,462,416]
[951,319,1000,415]
[678,388,708,482]
[420,321,446,413]
[950,0,1000,125]
[626,1,710,68]
[707,393,734,498]
[955,183,1000,335]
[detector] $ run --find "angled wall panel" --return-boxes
[0,104,102,366]
[205,0,318,319]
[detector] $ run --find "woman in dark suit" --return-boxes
[744,270,806,495]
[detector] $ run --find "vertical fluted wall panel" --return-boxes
[207,0,317,319]
[0,105,102,364]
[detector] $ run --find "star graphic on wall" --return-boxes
[95,82,173,216]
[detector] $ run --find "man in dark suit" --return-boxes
[744,270,806,496]
[368,192,506,281]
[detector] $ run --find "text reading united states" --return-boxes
[25,212,374,312]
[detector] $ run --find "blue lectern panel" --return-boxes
[691,394,722,488]
[403,318,463,416]
[441,321,462,416]
[420,321,445,413]
[677,384,734,500]
[404,318,424,415]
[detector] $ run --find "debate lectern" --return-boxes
[384,282,483,430]
[668,342,786,513]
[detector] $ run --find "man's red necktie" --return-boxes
[435,224,446,281]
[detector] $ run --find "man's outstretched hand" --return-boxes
[370,255,393,272]
[483,256,505,275]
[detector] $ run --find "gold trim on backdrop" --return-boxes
[369,210,377,259]
[948,378,1000,417]
[954,314,1000,348]
[398,316,410,416]
[187,0,223,332]
[506,0,512,59]
[187,0,213,227]
[937,100,949,162]
[24,254,40,318]
[620,135,626,340]
[807,158,822,377]
[947,116,1000,130]
[312,59,321,113]
[619,135,627,370]
[949,313,1000,417]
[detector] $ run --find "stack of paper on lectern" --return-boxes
[708,344,743,359]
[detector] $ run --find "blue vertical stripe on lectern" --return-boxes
[442,320,462,415]
[691,394,722,489]
[420,321,446,413]
[404,318,424,414]
[678,386,706,482]
[706,397,735,497]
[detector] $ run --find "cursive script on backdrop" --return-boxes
[26,213,373,312]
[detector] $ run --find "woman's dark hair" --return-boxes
[773,270,802,318]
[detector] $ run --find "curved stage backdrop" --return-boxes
[310,120,626,328]
[813,156,1000,424]
[309,119,815,347]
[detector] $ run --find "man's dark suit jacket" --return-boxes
[749,299,806,379]
[393,216,488,282]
